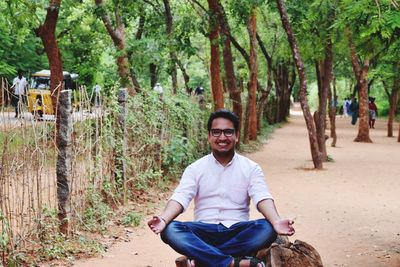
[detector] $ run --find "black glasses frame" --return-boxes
[210,128,235,137]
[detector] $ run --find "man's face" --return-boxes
[208,117,238,158]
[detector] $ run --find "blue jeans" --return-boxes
[160,219,277,267]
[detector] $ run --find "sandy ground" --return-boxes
[73,105,400,267]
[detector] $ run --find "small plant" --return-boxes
[122,211,142,227]
[81,190,113,232]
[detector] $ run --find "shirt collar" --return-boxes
[211,152,237,167]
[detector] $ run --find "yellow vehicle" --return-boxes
[27,70,78,119]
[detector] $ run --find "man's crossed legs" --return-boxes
[161,219,277,267]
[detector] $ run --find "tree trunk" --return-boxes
[387,85,399,137]
[328,75,337,147]
[149,63,157,89]
[346,28,372,143]
[55,90,72,235]
[354,59,372,142]
[256,33,274,132]
[315,41,333,160]
[163,0,178,94]
[35,0,71,234]
[176,59,191,94]
[398,123,400,142]
[276,0,322,169]
[95,0,138,95]
[216,0,242,138]
[36,0,63,118]
[387,65,399,137]
[247,6,258,140]
[207,0,224,110]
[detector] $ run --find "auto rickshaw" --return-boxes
[27,70,78,119]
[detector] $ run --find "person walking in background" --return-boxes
[148,109,295,267]
[343,97,351,118]
[349,97,359,125]
[11,70,28,118]
[153,82,163,95]
[368,97,378,129]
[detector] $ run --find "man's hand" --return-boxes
[272,219,295,236]
[147,216,167,234]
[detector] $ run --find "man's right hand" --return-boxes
[147,216,167,234]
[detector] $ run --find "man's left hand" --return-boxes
[273,219,295,236]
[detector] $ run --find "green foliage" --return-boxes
[81,189,113,232]
[122,211,142,227]
[0,212,10,253]
[34,207,104,263]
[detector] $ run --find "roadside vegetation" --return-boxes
[0,0,399,265]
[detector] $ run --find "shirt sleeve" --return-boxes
[170,165,198,211]
[248,164,273,207]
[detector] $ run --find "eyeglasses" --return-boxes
[210,128,235,137]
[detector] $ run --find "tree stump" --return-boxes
[256,236,323,267]
[175,236,323,267]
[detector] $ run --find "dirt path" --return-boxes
[73,105,400,267]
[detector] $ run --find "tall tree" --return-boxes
[94,0,139,95]
[315,40,333,160]
[207,0,224,109]
[162,0,178,94]
[246,5,258,141]
[346,28,372,143]
[276,0,323,169]
[215,0,243,136]
[36,0,63,112]
[35,0,72,234]
[383,65,399,137]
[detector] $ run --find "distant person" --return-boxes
[148,109,295,267]
[194,86,206,108]
[93,84,101,107]
[349,98,359,125]
[343,97,351,118]
[153,83,163,95]
[11,70,28,118]
[368,97,378,129]
[194,86,204,95]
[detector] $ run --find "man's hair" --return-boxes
[207,109,240,132]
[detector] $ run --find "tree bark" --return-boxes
[328,75,337,147]
[315,41,333,160]
[149,63,157,89]
[256,34,274,131]
[207,0,224,110]
[346,28,372,143]
[386,63,399,137]
[95,0,138,95]
[276,0,322,169]
[216,0,242,138]
[163,0,178,94]
[55,90,72,235]
[176,59,191,94]
[247,6,258,140]
[354,60,372,142]
[35,0,72,234]
[36,0,63,118]
[398,123,400,142]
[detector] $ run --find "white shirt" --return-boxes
[94,85,101,93]
[170,153,273,227]
[153,84,163,94]
[13,76,27,95]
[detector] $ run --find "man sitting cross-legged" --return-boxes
[148,109,295,267]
